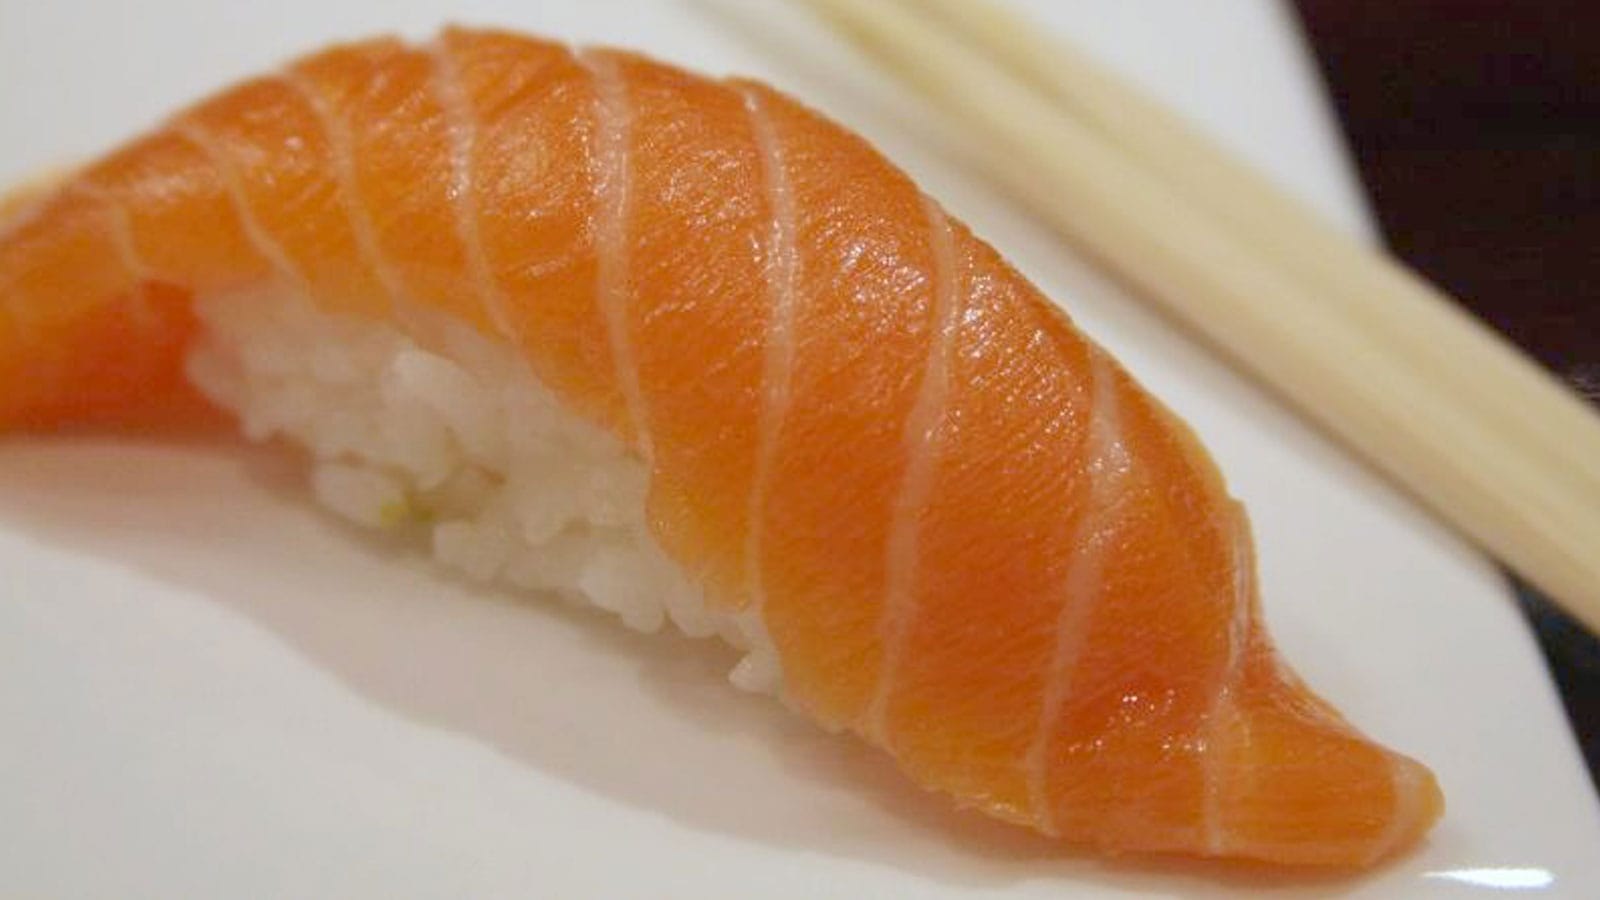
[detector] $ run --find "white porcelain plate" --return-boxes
[3,1,1598,896]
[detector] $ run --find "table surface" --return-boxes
[1294,0,1600,792]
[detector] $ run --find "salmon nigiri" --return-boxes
[0,28,1441,867]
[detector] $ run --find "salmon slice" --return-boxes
[0,27,1441,867]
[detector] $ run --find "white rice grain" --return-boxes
[312,462,408,529]
[185,286,782,693]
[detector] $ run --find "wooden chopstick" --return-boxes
[791,0,1600,632]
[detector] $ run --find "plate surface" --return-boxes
[3,1,1598,896]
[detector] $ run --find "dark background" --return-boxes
[1292,1,1599,790]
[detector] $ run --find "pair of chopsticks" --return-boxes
[792,0,1600,633]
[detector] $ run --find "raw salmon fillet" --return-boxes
[0,27,1441,867]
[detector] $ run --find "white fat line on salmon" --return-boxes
[0,179,150,335]
[66,180,159,330]
[1024,349,1129,833]
[0,168,70,245]
[67,181,150,283]
[736,84,800,650]
[1199,507,1256,855]
[579,47,654,466]
[171,120,313,298]
[863,195,963,745]
[278,70,406,309]
[427,38,518,343]
[1371,752,1425,864]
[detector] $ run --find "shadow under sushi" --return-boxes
[0,433,1414,893]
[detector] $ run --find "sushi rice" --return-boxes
[185,286,782,694]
